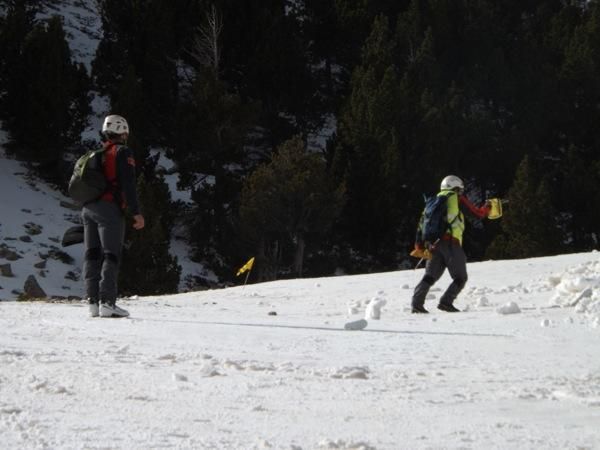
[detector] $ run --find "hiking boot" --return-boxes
[89,302,99,318]
[99,302,129,318]
[411,305,429,314]
[437,303,460,312]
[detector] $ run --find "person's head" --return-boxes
[102,115,129,143]
[440,175,464,193]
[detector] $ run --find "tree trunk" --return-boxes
[293,233,306,277]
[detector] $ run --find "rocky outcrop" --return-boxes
[0,263,14,277]
[23,275,47,298]
[0,246,22,261]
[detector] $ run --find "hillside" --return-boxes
[0,138,208,300]
[0,251,599,449]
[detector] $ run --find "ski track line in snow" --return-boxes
[131,317,514,338]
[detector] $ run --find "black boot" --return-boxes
[437,303,460,312]
[411,305,429,314]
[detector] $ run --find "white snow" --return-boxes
[36,0,103,74]
[1,251,600,449]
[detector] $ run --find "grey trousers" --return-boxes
[412,239,468,308]
[82,201,125,304]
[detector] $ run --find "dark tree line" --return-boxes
[0,0,598,291]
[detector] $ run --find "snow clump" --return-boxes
[496,301,521,315]
[549,259,600,326]
[365,296,386,320]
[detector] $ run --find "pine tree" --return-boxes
[119,174,181,296]
[555,145,600,250]
[93,0,183,144]
[333,15,402,265]
[240,135,345,279]
[486,155,561,259]
[3,15,90,174]
[111,65,150,166]
[0,2,36,116]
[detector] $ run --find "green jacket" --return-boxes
[438,189,465,244]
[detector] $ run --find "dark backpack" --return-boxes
[68,148,107,204]
[421,193,451,243]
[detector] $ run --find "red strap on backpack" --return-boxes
[100,142,119,203]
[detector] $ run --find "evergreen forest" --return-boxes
[1,0,599,292]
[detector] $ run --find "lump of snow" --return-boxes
[199,364,222,377]
[318,439,376,450]
[330,366,370,380]
[348,300,361,315]
[365,296,386,320]
[548,275,562,286]
[496,301,521,315]
[172,373,188,382]
[475,296,490,307]
[344,319,368,331]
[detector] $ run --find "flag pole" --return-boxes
[243,268,252,287]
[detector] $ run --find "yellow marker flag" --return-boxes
[236,257,255,276]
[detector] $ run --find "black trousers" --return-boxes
[411,240,468,308]
[82,201,125,304]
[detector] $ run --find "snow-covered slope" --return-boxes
[0,251,598,449]
[36,0,102,73]
[0,132,85,300]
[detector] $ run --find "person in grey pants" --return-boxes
[411,175,490,313]
[83,115,145,318]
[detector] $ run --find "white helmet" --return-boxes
[440,175,464,191]
[102,115,129,135]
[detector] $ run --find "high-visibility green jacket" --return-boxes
[416,189,491,247]
[439,189,464,244]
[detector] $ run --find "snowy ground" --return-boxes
[1,252,599,449]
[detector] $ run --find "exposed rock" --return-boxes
[23,275,47,298]
[21,208,32,213]
[0,263,14,277]
[65,271,79,282]
[34,260,47,269]
[24,222,43,236]
[60,200,81,211]
[0,246,22,261]
[19,235,33,243]
[39,247,74,265]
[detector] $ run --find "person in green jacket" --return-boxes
[411,175,491,313]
